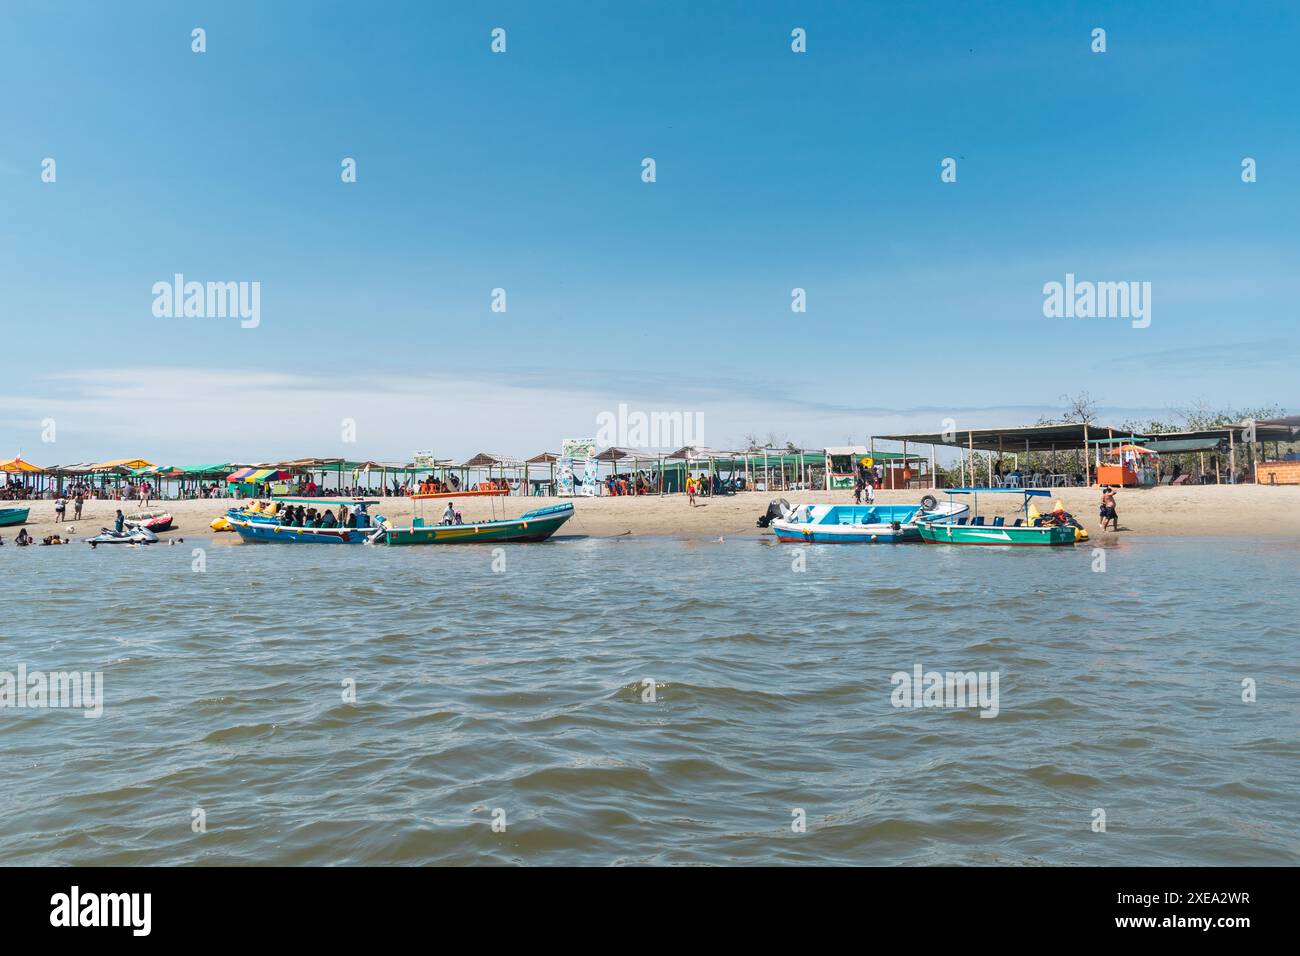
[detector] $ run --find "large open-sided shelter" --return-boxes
[876,423,1127,488]
[1,455,45,495]
[879,418,1298,487]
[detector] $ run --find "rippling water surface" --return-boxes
[2,534,1297,865]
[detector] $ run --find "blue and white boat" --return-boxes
[228,497,384,545]
[768,496,967,543]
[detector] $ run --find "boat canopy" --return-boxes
[270,496,379,506]
[945,487,1052,496]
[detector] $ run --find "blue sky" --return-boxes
[1,1,1296,462]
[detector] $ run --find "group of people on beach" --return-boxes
[606,472,652,496]
[685,473,715,506]
[853,462,880,504]
[51,493,86,523]
[2,478,35,500]
[684,472,737,505]
[49,490,166,528]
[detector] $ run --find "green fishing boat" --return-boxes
[917,489,1083,547]
[0,506,30,528]
[383,502,574,545]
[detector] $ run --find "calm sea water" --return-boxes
[2,534,1297,865]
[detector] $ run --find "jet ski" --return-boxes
[87,526,159,546]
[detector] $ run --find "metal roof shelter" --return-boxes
[1255,415,1300,439]
[877,422,1124,453]
[1137,423,1297,444]
[875,423,1122,489]
[1139,438,1226,454]
[879,416,1296,486]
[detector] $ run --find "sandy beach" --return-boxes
[7,484,1299,543]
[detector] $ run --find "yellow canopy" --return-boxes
[89,458,154,471]
[1,456,43,473]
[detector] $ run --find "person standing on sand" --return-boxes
[1099,486,1118,531]
[55,494,66,523]
[687,475,697,507]
[74,492,84,520]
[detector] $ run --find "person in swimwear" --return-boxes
[1099,486,1118,531]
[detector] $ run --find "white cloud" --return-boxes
[0,365,1235,464]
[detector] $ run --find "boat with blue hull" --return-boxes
[769,496,967,543]
[226,497,574,545]
[228,498,384,545]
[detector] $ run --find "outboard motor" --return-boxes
[756,498,792,528]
